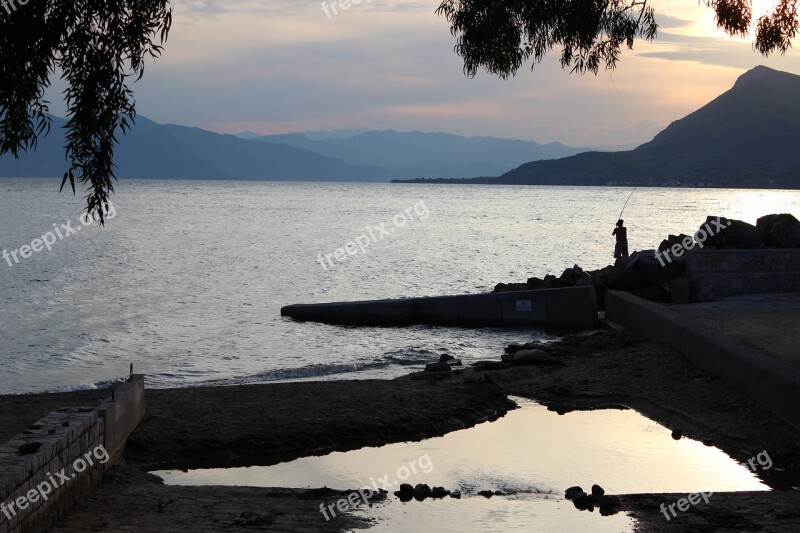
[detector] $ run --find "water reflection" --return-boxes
[157,397,768,531]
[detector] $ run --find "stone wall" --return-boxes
[686,249,800,302]
[0,409,104,533]
[0,375,144,533]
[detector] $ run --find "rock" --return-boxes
[542,274,559,288]
[559,267,576,285]
[477,490,495,498]
[18,442,42,455]
[671,429,682,440]
[471,361,511,371]
[526,276,545,290]
[395,483,414,501]
[622,250,685,295]
[496,282,527,292]
[591,484,605,497]
[424,362,451,373]
[574,271,593,287]
[573,492,594,511]
[430,486,450,498]
[413,483,431,501]
[505,343,525,354]
[438,354,462,366]
[659,234,694,252]
[512,349,563,366]
[699,216,760,249]
[591,265,619,290]
[449,490,462,499]
[598,494,620,508]
[758,213,800,248]
[565,486,585,500]
[598,495,621,515]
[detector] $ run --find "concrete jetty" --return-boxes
[281,286,598,328]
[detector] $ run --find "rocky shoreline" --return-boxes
[494,213,800,308]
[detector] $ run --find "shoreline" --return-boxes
[4,326,800,531]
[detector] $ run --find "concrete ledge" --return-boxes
[606,291,800,429]
[281,286,598,329]
[98,375,145,465]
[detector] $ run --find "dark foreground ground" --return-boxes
[3,327,799,531]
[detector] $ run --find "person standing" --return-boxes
[612,219,629,259]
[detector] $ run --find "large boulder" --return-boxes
[590,265,620,290]
[622,250,685,292]
[658,234,694,252]
[526,276,545,290]
[758,213,800,248]
[424,362,451,373]
[573,265,593,287]
[558,266,576,285]
[698,216,761,249]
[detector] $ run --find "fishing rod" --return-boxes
[617,186,638,221]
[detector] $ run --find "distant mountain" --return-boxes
[0,116,389,182]
[396,66,800,189]
[253,130,588,180]
[298,128,370,141]
[235,130,261,139]
[0,119,585,182]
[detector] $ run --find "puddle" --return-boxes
[156,397,768,531]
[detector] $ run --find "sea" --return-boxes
[2,178,799,395]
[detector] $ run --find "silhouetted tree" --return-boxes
[436,0,798,77]
[0,0,171,221]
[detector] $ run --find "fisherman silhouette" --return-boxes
[612,219,629,259]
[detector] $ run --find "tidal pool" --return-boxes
[156,397,768,531]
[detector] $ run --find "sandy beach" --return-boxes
[3,326,799,531]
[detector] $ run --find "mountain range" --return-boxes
[249,130,584,179]
[0,118,584,182]
[396,66,800,189]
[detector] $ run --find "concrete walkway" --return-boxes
[668,293,800,369]
[606,291,800,430]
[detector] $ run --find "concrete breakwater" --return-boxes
[281,286,598,329]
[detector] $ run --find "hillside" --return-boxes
[0,118,586,182]
[397,66,800,189]
[0,116,389,182]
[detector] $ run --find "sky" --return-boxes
[48,0,800,149]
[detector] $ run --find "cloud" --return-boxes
[40,0,800,149]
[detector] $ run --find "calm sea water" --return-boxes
[2,178,799,394]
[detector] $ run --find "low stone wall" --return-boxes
[606,291,800,429]
[686,249,800,301]
[98,377,146,466]
[0,375,144,532]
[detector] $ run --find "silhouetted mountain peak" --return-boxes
[479,66,800,189]
[734,65,791,86]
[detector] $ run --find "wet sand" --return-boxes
[4,326,800,531]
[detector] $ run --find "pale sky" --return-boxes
[49,0,800,149]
